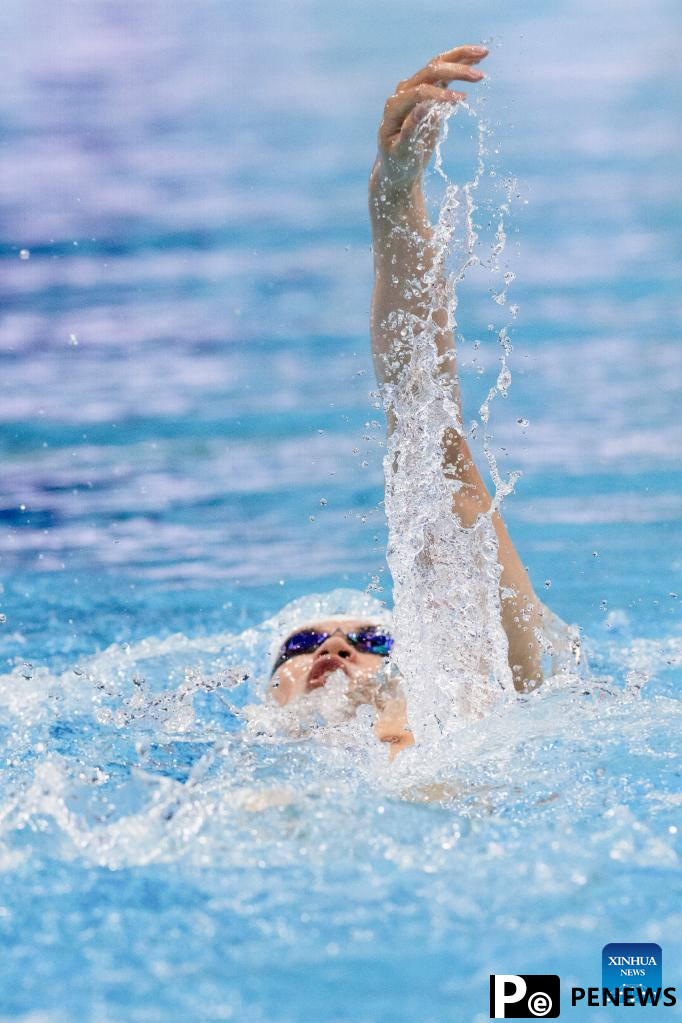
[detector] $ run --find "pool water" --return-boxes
[1,0,681,1020]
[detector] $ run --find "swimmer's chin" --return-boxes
[306,655,350,689]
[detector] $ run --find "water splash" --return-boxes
[380,103,536,742]
[0,607,677,875]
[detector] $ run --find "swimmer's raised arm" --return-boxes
[369,47,545,691]
[368,45,483,395]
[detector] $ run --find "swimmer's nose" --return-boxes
[314,633,357,662]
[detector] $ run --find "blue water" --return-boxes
[1,0,681,1020]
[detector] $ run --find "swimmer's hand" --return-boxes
[374,695,415,760]
[370,44,487,196]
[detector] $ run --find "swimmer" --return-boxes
[270,45,547,757]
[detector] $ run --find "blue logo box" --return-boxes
[602,943,662,991]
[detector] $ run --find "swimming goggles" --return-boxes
[271,626,394,674]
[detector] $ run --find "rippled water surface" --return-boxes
[1,0,681,1020]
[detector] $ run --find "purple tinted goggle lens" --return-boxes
[271,627,393,674]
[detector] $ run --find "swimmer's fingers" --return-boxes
[436,43,489,67]
[373,45,487,188]
[380,85,464,150]
[373,695,413,754]
[399,60,485,92]
[392,52,487,151]
[395,45,488,92]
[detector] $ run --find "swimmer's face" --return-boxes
[269,618,389,707]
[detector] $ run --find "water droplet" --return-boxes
[497,366,511,394]
[69,333,78,346]
[516,418,529,428]
[19,249,30,260]
[319,498,327,506]
[544,579,552,589]
[309,515,316,522]
[592,551,599,558]
[600,599,608,610]
[0,614,6,624]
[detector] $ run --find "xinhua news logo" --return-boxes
[570,942,676,1008]
[490,975,560,1018]
[603,942,662,990]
